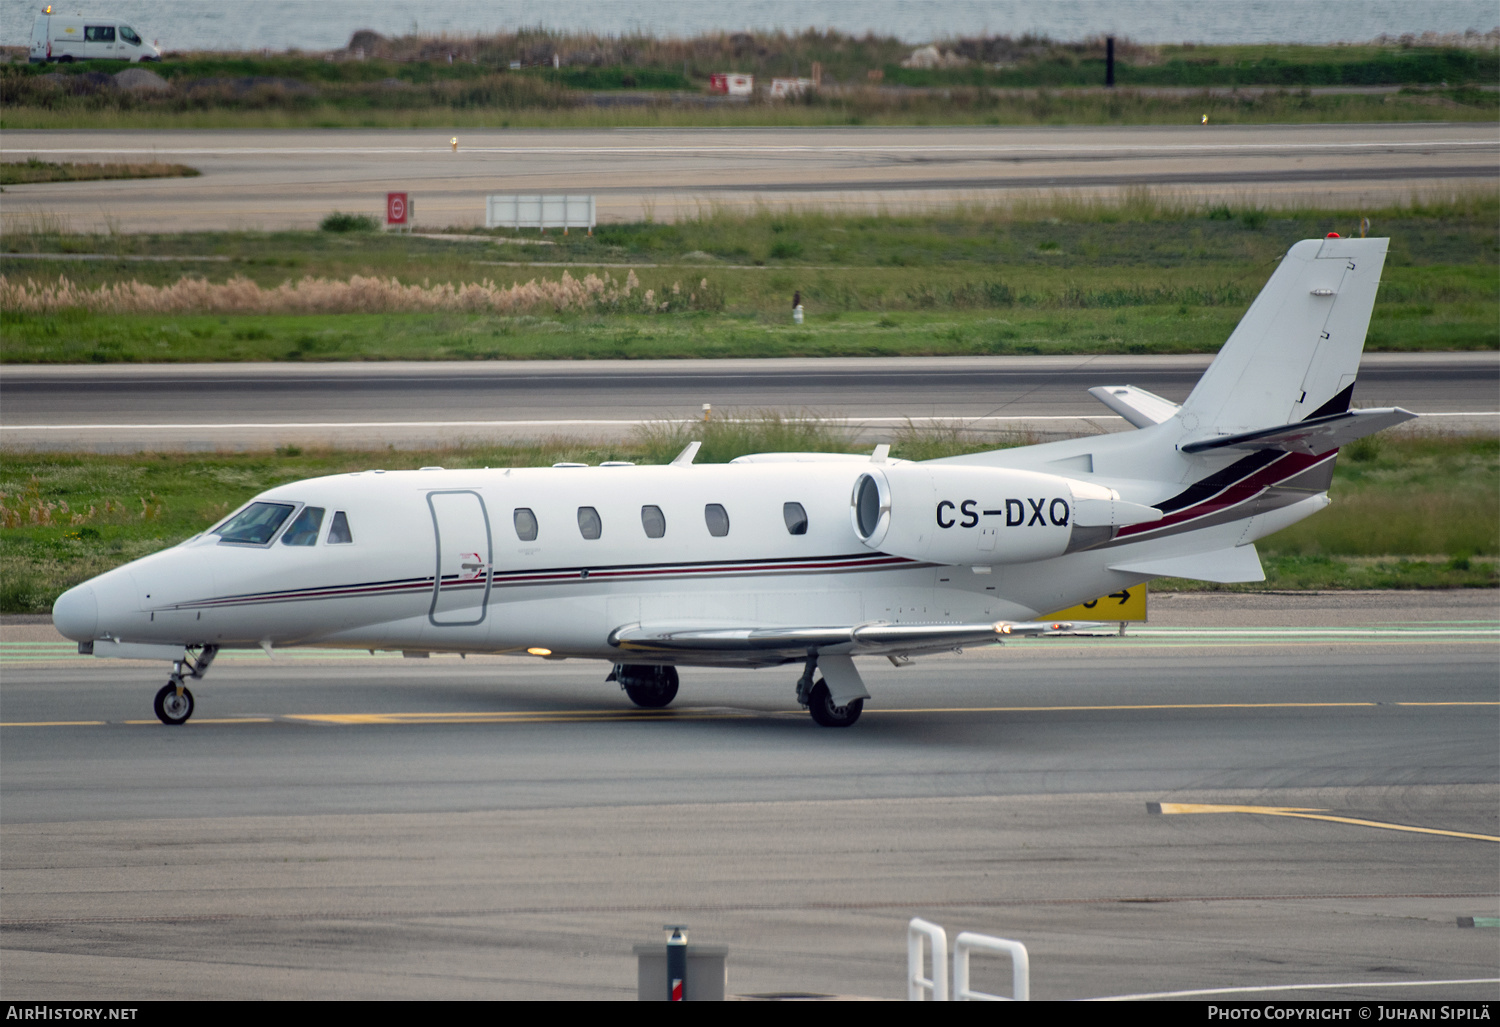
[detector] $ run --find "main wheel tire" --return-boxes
[153,682,194,725]
[621,665,679,708]
[807,679,863,728]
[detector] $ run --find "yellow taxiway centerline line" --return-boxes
[871,701,1499,714]
[117,717,276,725]
[1155,802,1500,842]
[0,720,108,727]
[285,711,756,725]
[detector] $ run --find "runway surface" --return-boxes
[2,353,1494,451]
[3,592,1496,1000]
[2,123,1494,233]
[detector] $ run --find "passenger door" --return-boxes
[427,491,492,626]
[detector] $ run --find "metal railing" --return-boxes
[954,930,1030,1001]
[908,918,1029,1001]
[907,918,948,1001]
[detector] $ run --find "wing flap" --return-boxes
[608,619,1085,657]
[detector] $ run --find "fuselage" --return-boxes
[50,449,1330,666]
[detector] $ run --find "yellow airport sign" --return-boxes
[1046,585,1147,622]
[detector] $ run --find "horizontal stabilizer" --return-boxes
[1109,544,1265,583]
[1088,385,1182,428]
[1181,407,1416,456]
[609,619,1086,657]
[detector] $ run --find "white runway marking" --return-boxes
[1095,977,1500,1001]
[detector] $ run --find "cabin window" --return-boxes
[280,506,325,546]
[213,502,294,546]
[641,505,666,539]
[577,506,602,540]
[327,511,353,544]
[704,504,730,537]
[783,502,808,535]
[85,25,115,42]
[119,25,141,45]
[514,507,538,542]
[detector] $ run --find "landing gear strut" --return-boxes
[613,664,679,708]
[154,645,218,725]
[795,654,863,728]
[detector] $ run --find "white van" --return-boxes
[29,9,160,63]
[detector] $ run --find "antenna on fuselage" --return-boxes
[670,441,701,466]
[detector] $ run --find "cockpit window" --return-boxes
[281,506,325,546]
[327,510,353,544]
[213,502,295,545]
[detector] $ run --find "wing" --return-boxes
[608,619,1087,661]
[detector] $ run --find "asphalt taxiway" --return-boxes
[3,352,1495,451]
[2,123,1494,233]
[2,592,1496,999]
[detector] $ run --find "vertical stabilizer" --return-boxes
[1178,237,1388,441]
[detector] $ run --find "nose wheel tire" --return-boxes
[807,680,863,728]
[154,683,194,725]
[620,665,679,708]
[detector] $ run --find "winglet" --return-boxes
[670,441,701,467]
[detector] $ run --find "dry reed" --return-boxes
[0,270,714,315]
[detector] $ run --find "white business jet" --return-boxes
[52,236,1415,727]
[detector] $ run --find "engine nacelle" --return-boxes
[850,464,1159,565]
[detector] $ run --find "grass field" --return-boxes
[3,86,1494,131]
[3,191,1495,362]
[0,159,201,186]
[1,431,1493,615]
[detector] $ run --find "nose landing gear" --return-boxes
[153,645,218,725]
[153,682,194,725]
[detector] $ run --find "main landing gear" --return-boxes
[612,664,680,708]
[795,655,863,728]
[153,645,218,725]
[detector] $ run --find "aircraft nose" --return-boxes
[52,583,98,642]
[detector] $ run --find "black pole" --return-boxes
[666,925,688,1001]
[1106,36,1115,88]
